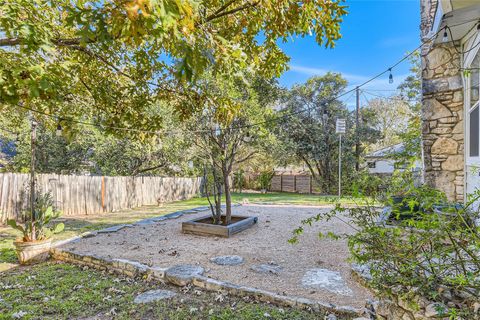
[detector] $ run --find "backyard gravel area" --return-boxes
[61,204,372,308]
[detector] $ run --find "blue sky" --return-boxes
[278,0,420,105]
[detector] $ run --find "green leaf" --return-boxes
[52,223,64,234]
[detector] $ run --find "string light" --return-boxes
[56,123,62,137]
[442,28,449,43]
[388,69,393,84]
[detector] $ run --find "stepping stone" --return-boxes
[134,219,156,226]
[150,216,169,222]
[250,263,283,275]
[97,224,132,233]
[134,289,176,304]
[302,268,352,296]
[165,264,204,286]
[210,255,244,266]
[164,212,184,219]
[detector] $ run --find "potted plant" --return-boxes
[7,192,64,265]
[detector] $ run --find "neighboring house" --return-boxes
[421,0,480,202]
[365,143,420,175]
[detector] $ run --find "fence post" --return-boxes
[101,176,106,212]
[280,175,283,192]
[294,175,297,193]
[310,176,313,194]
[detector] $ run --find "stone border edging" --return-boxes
[51,248,362,317]
[50,204,363,318]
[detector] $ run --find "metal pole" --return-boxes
[355,86,360,171]
[338,134,342,198]
[30,117,37,240]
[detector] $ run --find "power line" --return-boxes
[362,90,420,103]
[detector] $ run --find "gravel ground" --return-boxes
[62,205,372,308]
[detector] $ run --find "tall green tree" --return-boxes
[277,73,380,194]
[190,73,277,224]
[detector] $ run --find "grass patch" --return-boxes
[0,262,345,319]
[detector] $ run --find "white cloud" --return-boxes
[288,64,409,91]
[287,64,410,109]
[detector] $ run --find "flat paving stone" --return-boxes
[134,289,176,304]
[302,268,353,296]
[97,225,131,233]
[165,264,205,285]
[210,255,244,266]
[250,263,283,275]
[134,219,156,226]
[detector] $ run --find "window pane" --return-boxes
[470,106,479,157]
[471,52,480,107]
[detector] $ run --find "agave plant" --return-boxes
[7,192,64,242]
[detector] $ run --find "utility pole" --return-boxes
[336,118,346,198]
[30,117,37,240]
[338,133,342,197]
[355,86,360,171]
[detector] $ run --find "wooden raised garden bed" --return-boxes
[182,215,258,238]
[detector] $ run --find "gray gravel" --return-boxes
[63,204,372,308]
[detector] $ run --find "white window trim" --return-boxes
[463,33,480,167]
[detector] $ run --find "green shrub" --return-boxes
[7,192,64,242]
[290,186,480,318]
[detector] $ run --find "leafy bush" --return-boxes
[257,170,274,191]
[290,186,480,318]
[348,170,384,196]
[7,192,64,242]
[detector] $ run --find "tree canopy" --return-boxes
[0,0,347,132]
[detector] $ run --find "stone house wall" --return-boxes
[421,0,465,202]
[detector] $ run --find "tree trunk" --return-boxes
[222,163,232,225]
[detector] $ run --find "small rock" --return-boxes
[189,307,198,314]
[12,311,28,319]
[210,255,244,266]
[352,318,370,320]
[134,290,176,304]
[425,303,448,318]
[263,312,271,318]
[208,309,214,315]
[325,314,337,320]
[128,245,140,250]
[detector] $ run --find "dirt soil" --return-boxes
[61,205,372,308]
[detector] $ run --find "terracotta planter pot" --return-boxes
[14,238,52,265]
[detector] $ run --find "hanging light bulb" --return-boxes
[388,69,394,84]
[56,123,62,137]
[442,29,449,43]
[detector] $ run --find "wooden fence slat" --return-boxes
[0,173,202,222]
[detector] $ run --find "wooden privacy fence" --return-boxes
[270,175,316,194]
[0,173,202,223]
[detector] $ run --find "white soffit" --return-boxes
[433,3,480,44]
